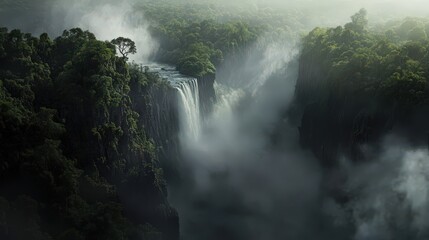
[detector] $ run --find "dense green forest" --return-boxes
[0,27,178,240]
[296,9,429,164]
[2,0,429,238]
[0,2,306,239]
[134,1,301,77]
[1,0,305,78]
[301,9,429,104]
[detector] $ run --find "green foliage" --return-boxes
[382,17,429,43]
[135,0,297,77]
[345,8,368,33]
[407,26,427,41]
[0,196,53,240]
[149,16,259,76]
[111,37,137,59]
[301,11,429,110]
[0,27,173,239]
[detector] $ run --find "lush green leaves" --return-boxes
[111,37,137,59]
[0,27,173,239]
[302,13,429,107]
[136,1,279,77]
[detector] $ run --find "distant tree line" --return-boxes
[135,0,298,77]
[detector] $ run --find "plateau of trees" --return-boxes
[301,9,429,108]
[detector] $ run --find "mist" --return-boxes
[54,0,158,62]
[0,0,158,62]
[3,0,429,34]
[161,1,429,239]
[170,38,325,239]
[2,0,429,239]
[335,136,429,240]
[171,32,429,239]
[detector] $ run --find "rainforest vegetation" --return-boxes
[134,0,300,77]
[0,2,300,239]
[300,9,429,106]
[1,0,429,239]
[296,9,429,164]
[0,27,178,240]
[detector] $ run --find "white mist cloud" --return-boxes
[397,150,429,231]
[172,30,429,238]
[50,0,157,62]
[337,136,429,240]
[169,33,326,239]
[3,0,429,239]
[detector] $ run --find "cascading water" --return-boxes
[147,45,302,238]
[165,42,308,240]
[147,64,201,141]
[175,78,201,141]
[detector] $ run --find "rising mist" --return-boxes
[1,0,429,239]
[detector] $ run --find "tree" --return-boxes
[0,28,178,238]
[408,26,427,41]
[346,8,368,33]
[111,37,137,59]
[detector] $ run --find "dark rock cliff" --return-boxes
[139,71,217,179]
[130,78,181,240]
[197,73,217,119]
[293,50,429,166]
[143,83,182,182]
[293,54,395,166]
[130,68,216,239]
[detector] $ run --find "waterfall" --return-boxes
[146,64,202,142]
[175,78,201,141]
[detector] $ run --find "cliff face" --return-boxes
[298,96,394,165]
[294,53,395,165]
[134,71,217,239]
[294,52,329,106]
[129,74,182,240]
[197,73,217,119]
[143,83,182,182]
[138,71,217,179]
[294,49,429,166]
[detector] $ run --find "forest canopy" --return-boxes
[133,0,301,77]
[2,2,429,239]
[0,27,177,239]
[301,9,429,107]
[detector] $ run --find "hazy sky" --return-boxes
[2,0,429,35]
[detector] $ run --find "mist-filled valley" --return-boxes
[1,0,429,239]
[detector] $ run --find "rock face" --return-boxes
[143,83,182,183]
[138,71,217,239]
[294,53,329,106]
[294,50,429,166]
[127,83,179,240]
[294,53,395,165]
[197,73,217,119]
[140,68,217,179]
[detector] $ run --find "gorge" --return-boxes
[2,1,429,240]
